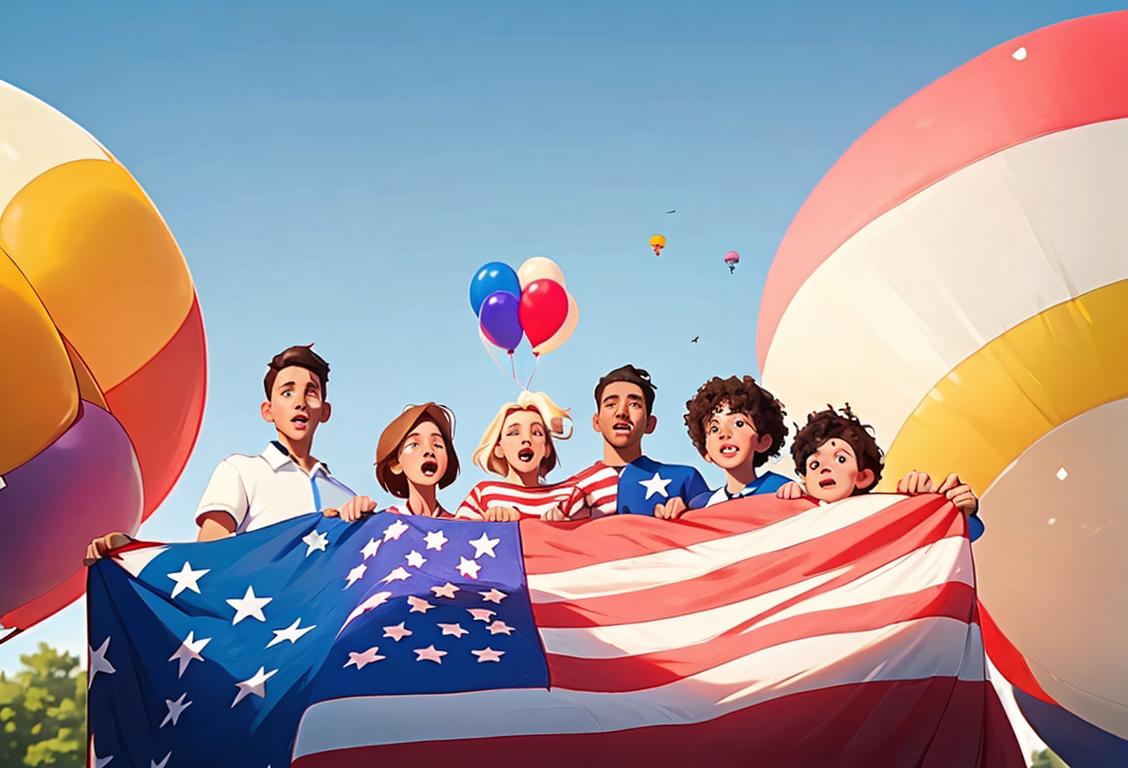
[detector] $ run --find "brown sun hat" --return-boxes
[375,403,459,498]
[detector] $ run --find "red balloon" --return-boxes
[519,279,568,347]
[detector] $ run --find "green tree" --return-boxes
[0,643,86,767]
[1031,748,1069,768]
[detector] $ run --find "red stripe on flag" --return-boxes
[290,678,1022,768]
[546,582,977,692]
[533,498,961,628]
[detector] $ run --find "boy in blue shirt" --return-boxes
[683,375,791,509]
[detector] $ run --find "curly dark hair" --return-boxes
[683,376,787,468]
[790,404,884,492]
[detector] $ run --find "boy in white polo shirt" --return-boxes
[85,344,357,561]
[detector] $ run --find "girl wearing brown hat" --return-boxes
[327,402,460,520]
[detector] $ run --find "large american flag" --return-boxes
[86,494,1021,767]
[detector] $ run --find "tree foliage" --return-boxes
[0,643,86,767]
[1031,748,1069,768]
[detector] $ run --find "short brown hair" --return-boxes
[791,404,884,491]
[683,376,787,468]
[375,403,460,499]
[595,364,657,415]
[264,344,330,399]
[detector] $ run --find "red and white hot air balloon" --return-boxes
[758,12,1128,764]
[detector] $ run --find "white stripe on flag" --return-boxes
[527,494,898,603]
[292,617,983,757]
[538,535,971,659]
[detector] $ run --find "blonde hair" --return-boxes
[472,390,574,478]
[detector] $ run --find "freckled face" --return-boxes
[802,438,875,502]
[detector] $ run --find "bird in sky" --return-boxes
[666,209,677,214]
[690,336,700,344]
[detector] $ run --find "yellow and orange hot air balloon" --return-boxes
[0,80,206,635]
[649,234,665,256]
[758,13,1128,763]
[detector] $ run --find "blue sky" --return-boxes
[0,0,1116,709]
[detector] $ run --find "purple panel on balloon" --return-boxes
[0,402,142,617]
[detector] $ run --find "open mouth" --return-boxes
[292,415,309,427]
[518,449,535,463]
[421,460,439,477]
[612,421,632,434]
[719,444,738,456]
[818,478,837,489]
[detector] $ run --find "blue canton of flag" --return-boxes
[616,455,709,516]
[86,512,544,767]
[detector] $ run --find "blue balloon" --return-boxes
[1014,688,1128,767]
[469,262,521,317]
[479,290,523,352]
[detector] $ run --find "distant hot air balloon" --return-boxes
[649,234,666,256]
[723,250,740,274]
[758,12,1128,765]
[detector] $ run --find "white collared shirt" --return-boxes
[195,442,355,533]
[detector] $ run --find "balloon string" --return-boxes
[480,333,511,383]
[526,355,539,390]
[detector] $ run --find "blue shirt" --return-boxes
[617,455,710,516]
[689,470,792,509]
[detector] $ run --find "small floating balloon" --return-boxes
[650,234,666,256]
[469,262,521,317]
[478,290,523,352]
[723,250,740,274]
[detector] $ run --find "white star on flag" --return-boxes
[167,561,210,599]
[360,537,381,560]
[89,735,112,768]
[169,631,210,678]
[383,519,409,542]
[467,608,495,623]
[340,591,392,633]
[88,637,116,689]
[383,622,413,641]
[302,529,329,556]
[404,550,427,568]
[344,563,368,589]
[151,752,172,768]
[423,529,448,551]
[344,646,385,670]
[160,693,192,728]
[431,582,459,599]
[232,666,278,708]
[479,588,507,604]
[472,647,505,663]
[381,566,411,584]
[486,620,515,636]
[438,622,469,638]
[468,532,500,558]
[406,596,435,614]
[266,618,316,648]
[639,471,672,500]
[457,557,481,579]
[226,586,272,625]
[414,645,447,664]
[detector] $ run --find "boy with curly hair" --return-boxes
[779,404,984,540]
[683,375,792,509]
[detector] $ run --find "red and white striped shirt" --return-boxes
[455,479,586,521]
[566,461,622,518]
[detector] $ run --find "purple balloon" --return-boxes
[479,290,523,351]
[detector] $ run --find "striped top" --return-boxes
[567,461,622,518]
[455,479,586,521]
